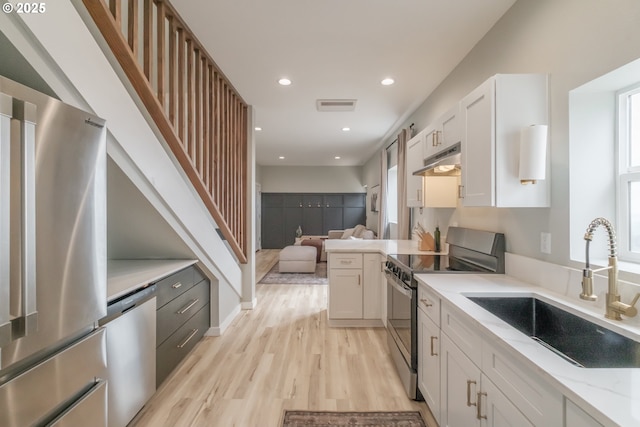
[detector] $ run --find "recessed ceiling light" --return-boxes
[254,127,262,131]
[335,156,341,160]
[279,156,285,160]
[342,127,350,132]
[278,78,292,86]
[381,78,395,86]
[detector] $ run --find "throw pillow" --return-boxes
[352,224,367,238]
[362,230,375,240]
[341,228,355,239]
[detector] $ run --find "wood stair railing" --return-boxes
[83,0,248,263]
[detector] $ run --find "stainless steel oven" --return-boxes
[385,227,506,400]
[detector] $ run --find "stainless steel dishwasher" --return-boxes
[100,285,157,427]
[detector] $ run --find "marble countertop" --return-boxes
[324,239,446,256]
[107,259,198,301]
[414,273,640,427]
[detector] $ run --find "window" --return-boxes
[617,85,640,261]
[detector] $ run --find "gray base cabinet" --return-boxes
[155,265,210,385]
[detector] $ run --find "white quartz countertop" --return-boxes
[107,259,198,301]
[414,273,640,427]
[324,239,446,256]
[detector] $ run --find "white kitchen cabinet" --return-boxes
[328,267,362,319]
[363,253,383,320]
[418,308,441,424]
[460,74,549,207]
[440,333,482,427]
[406,127,458,208]
[406,130,426,207]
[328,252,383,326]
[425,102,461,156]
[440,334,534,427]
[564,399,603,427]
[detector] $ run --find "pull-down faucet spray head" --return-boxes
[580,217,617,301]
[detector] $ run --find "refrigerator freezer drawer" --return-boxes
[49,380,107,427]
[0,328,107,427]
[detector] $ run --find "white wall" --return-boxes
[260,166,365,193]
[366,0,640,282]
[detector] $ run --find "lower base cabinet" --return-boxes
[440,334,533,427]
[418,309,440,424]
[155,265,210,385]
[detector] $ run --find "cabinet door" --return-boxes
[439,102,461,150]
[564,399,603,427]
[328,269,363,319]
[481,376,534,427]
[461,77,495,207]
[406,132,425,207]
[440,334,481,427]
[418,309,441,424]
[363,254,382,319]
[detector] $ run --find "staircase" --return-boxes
[82,0,248,263]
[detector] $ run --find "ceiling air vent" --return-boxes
[316,99,357,112]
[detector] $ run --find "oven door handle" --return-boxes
[386,272,413,298]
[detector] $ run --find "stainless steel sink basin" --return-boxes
[467,296,640,368]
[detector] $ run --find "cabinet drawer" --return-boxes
[441,303,482,367]
[329,253,363,269]
[155,266,198,308]
[156,304,209,385]
[157,280,210,346]
[418,282,440,326]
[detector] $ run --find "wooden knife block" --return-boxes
[419,232,435,251]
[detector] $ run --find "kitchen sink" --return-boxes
[466,296,640,368]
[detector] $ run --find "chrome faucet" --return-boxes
[580,217,640,320]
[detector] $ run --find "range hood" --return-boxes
[413,141,461,176]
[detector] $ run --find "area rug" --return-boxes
[281,410,426,427]
[258,262,327,285]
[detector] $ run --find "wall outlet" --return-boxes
[540,232,551,254]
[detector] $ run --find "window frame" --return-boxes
[617,83,640,262]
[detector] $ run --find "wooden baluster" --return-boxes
[110,0,121,26]
[167,15,177,126]
[156,0,165,107]
[177,27,185,143]
[143,0,152,80]
[186,39,194,162]
[194,48,202,174]
[127,0,138,56]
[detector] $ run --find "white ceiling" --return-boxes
[171,0,517,166]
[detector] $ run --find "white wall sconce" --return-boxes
[519,124,548,184]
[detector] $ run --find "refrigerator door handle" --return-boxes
[0,93,12,347]
[9,99,38,339]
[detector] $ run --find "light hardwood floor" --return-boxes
[132,249,437,427]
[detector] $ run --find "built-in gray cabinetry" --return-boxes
[261,193,366,248]
[155,265,210,385]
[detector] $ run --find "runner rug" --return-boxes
[258,262,327,285]
[281,410,427,427]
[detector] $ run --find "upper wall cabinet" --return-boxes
[461,74,549,207]
[407,130,426,207]
[406,129,458,209]
[424,102,461,159]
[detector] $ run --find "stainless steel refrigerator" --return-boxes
[0,76,108,426]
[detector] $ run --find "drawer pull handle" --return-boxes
[476,391,487,420]
[420,298,433,308]
[430,336,438,356]
[340,260,353,264]
[172,282,183,289]
[466,380,477,407]
[178,298,200,315]
[177,328,199,349]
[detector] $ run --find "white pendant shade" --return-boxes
[519,124,548,184]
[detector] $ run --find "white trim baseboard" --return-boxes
[205,304,242,336]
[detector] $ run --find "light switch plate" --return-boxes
[540,232,551,254]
